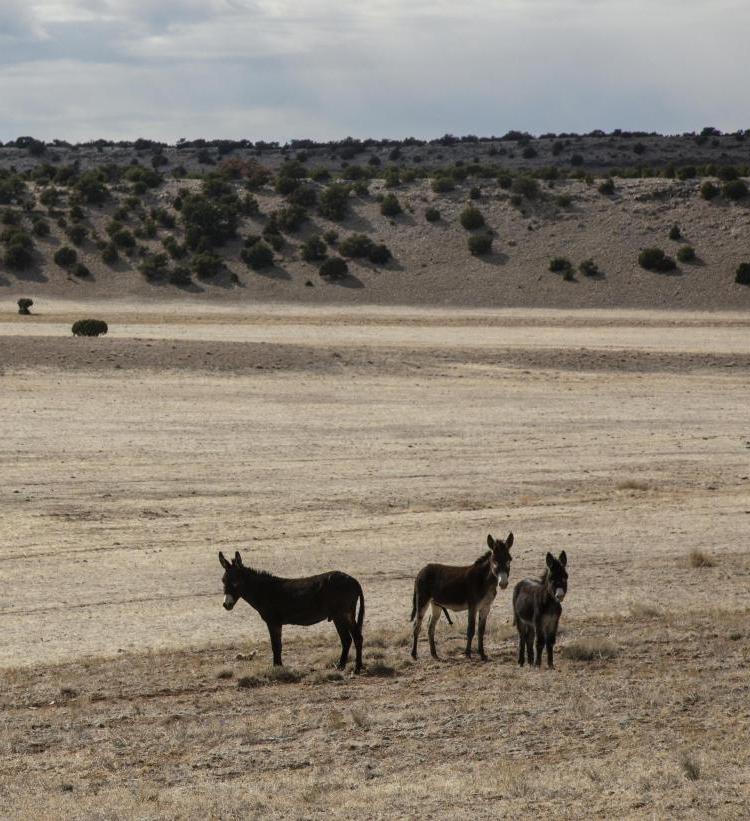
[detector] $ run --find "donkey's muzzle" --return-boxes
[223,594,236,610]
[555,588,566,602]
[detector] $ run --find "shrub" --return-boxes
[112,229,136,250]
[192,252,223,278]
[521,146,537,159]
[555,194,572,207]
[570,153,584,166]
[54,246,77,267]
[289,186,317,208]
[139,253,169,281]
[688,548,715,568]
[17,298,33,314]
[723,179,748,200]
[469,187,481,200]
[72,262,91,278]
[318,183,350,221]
[74,170,108,205]
[460,206,485,230]
[431,176,454,193]
[380,193,402,217]
[319,256,348,280]
[468,234,493,256]
[275,204,308,233]
[668,224,681,240]
[511,176,539,199]
[425,207,440,222]
[340,233,375,258]
[181,192,240,250]
[677,245,696,263]
[639,247,676,272]
[102,243,118,264]
[368,243,391,264]
[323,230,338,246]
[67,224,87,246]
[598,178,615,195]
[700,181,719,200]
[32,219,50,237]
[241,240,274,270]
[578,258,601,277]
[735,262,750,285]
[72,319,108,337]
[5,243,33,269]
[300,235,327,262]
[169,265,192,287]
[69,204,85,222]
[549,256,573,275]
[561,639,618,661]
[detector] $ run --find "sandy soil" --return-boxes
[1,304,749,818]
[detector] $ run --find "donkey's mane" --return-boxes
[238,564,277,581]
[472,551,491,566]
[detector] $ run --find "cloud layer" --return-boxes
[1,1,748,142]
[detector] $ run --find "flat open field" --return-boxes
[1,302,749,819]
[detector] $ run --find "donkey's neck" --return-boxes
[238,566,279,605]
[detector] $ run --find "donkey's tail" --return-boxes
[356,587,365,632]
[441,607,453,625]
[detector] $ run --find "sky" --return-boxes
[1,0,749,143]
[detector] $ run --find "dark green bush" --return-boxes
[570,154,584,166]
[677,245,696,263]
[735,262,750,285]
[241,240,274,269]
[318,184,350,221]
[431,176,454,193]
[723,179,748,200]
[54,246,77,267]
[67,224,87,246]
[5,242,33,269]
[192,252,223,279]
[339,234,374,258]
[289,186,317,208]
[549,256,573,275]
[139,253,169,281]
[425,207,440,222]
[579,258,601,277]
[323,229,338,246]
[300,235,327,262]
[72,262,91,278]
[598,178,615,195]
[469,187,481,200]
[32,219,50,237]
[668,224,681,240]
[181,192,240,250]
[72,319,108,337]
[368,243,391,264]
[700,181,719,200]
[319,256,348,280]
[102,243,118,264]
[380,193,402,217]
[69,204,85,222]
[275,204,308,233]
[17,298,33,314]
[112,229,136,250]
[639,247,676,272]
[74,170,108,205]
[555,194,572,207]
[169,265,192,286]
[511,176,540,199]
[716,166,739,182]
[468,234,493,256]
[460,206,485,230]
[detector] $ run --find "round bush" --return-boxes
[192,253,223,279]
[735,263,750,285]
[5,242,33,269]
[368,243,391,265]
[301,235,327,262]
[468,234,493,256]
[102,243,118,264]
[68,224,88,246]
[73,262,91,278]
[578,259,601,277]
[549,256,573,275]
[54,246,77,267]
[32,219,50,237]
[241,240,274,270]
[668,224,681,240]
[425,207,440,222]
[339,234,375,258]
[17,298,33,315]
[169,265,193,287]
[676,245,696,263]
[723,179,748,201]
[511,176,540,199]
[460,206,485,230]
[72,319,108,337]
[380,193,402,217]
[639,247,676,272]
[598,178,615,195]
[700,181,719,200]
[319,256,348,280]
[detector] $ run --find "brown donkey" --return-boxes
[512,551,568,669]
[219,550,365,672]
[410,533,514,661]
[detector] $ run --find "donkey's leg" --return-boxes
[534,624,544,668]
[546,633,556,669]
[517,624,527,666]
[428,603,442,659]
[333,617,353,670]
[351,615,364,674]
[465,607,477,657]
[411,598,429,660]
[267,621,283,667]
[477,608,490,661]
[525,628,535,666]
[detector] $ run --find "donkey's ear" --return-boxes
[546,552,555,569]
[219,551,231,570]
[234,551,243,566]
[487,534,495,549]
[559,550,567,567]
[506,532,514,550]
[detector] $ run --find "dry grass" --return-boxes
[561,638,619,661]
[688,548,716,568]
[679,751,702,781]
[617,479,652,491]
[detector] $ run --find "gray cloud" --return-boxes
[1,1,749,142]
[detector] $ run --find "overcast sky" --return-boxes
[1,0,749,143]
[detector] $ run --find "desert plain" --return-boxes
[1,300,749,819]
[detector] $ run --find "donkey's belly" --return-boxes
[434,600,468,612]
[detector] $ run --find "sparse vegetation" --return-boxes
[561,638,618,661]
[468,234,493,256]
[300,235,327,262]
[425,207,440,222]
[676,245,696,263]
[578,258,601,277]
[639,247,676,273]
[380,193,402,217]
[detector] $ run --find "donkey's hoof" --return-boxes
[480,654,489,662]
[410,651,417,660]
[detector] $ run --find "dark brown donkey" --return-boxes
[410,533,514,661]
[219,551,365,672]
[512,551,568,669]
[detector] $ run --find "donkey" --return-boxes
[219,550,365,672]
[512,551,568,669]
[410,533,513,661]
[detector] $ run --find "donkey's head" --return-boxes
[545,551,568,602]
[487,532,513,589]
[218,550,246,610]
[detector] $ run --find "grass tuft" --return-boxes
[561,639,618,662]
[688,549,715,568]
[617,479,651,491]
[679,751,701,781]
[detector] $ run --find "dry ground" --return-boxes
[1,302,750,819]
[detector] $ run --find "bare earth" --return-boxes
[1,301,749,819]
